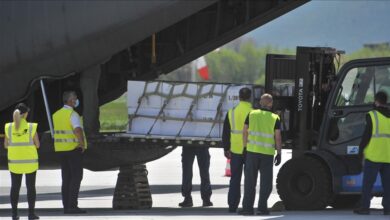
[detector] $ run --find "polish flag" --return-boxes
[196,56,210,80]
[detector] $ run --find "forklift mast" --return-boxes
[265,47,342,157]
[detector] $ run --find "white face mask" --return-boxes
[75,99,80,108]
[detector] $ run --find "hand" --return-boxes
[242,147,247,158]
[78,144,86,153]
[224,150,231,159]
[274,153,281,166]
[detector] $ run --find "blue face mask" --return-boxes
[75,99,80,108]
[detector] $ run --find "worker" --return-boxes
[377,66,390,98]
[53,91,87,214]
[222,87,253,213]
[239,93,282,215]
[4,103,40,220]
[179,146,213,207]
[354,91,390,216]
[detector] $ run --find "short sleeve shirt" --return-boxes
[64,105,82,129]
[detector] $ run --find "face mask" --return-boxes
[75,99,80,108]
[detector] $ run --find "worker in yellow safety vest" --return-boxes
[222,87,253,213]
[52,91,87,214]
[240,93,282,216]
[354,91,390,216]
[4,103,40,220]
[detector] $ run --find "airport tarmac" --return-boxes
[0,148,387,219]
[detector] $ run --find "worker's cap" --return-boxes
[15,103,30,114]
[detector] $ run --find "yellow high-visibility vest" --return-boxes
[247,109,279,155]
[5,119,38,174]
[364,110,390,163]
[228,101,253,154]
[52,107,87,152]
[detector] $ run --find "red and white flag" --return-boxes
[196,56,209,80]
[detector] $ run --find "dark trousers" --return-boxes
[10,172,36,215]
[242,152,273,212]
[228,152,245,210]
[59,148,84,210]
[361,159,390,211]
[181,147,212,201]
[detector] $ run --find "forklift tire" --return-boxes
[330,195,360,209]
[276,156,332,210]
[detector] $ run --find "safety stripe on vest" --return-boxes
[372,111,390,138]
[54,130,74,134]
[231,130,242,134]
[8,123,34,147]
[8,159,38,164]
[248,140,274,148]
[55,138,78,143]
[248,131,273,138]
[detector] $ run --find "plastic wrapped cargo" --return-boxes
[126,80,262,142]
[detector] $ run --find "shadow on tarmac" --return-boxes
[0,207,388,218]
[0,184,229,205]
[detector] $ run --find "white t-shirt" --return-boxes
[63,105,82,129]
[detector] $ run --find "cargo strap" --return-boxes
[206,85,230,138]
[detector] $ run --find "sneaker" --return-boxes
[238,209,254,215]
[64,207,87,214]
[257,209,270,215]
[353,207,370,215]
[178,198,193,207]
[28,213,40,220]
[202,200,213,207]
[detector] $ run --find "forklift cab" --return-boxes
[266,47,390,210]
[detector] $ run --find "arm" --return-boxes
[222,114,231,152]
[359,114,372,153]
[74,127,86,152]
[243,124,249,149]
[275,129,282,154]
[33,133,40,149]
[4,136,8,149]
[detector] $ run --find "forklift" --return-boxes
[266,47,390,210]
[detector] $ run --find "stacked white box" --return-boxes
[127,81,254,140]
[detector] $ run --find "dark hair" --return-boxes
[15,103,30,114]
[63,91,77,104]
[239,88,251,101]
[375,91,388,104]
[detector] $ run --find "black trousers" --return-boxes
[10,171,36,215]
[181,147,212,201]
[242,152,274,212]
[361,159,390,211]
[58,148,83,210]
[228,152,245,210]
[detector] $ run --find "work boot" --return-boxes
[353,207,370,215]
[257,209,270,215]
[64,207,87,214]
[178,197,193,207]
[12,209,19,220]
[28,213,40,220]
[238,209,254,215]
[228,207,237,213]
[202,200,213,207]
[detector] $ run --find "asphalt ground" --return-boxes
[0,148,388,219]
